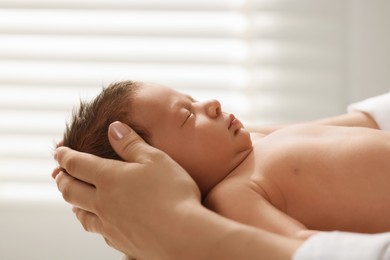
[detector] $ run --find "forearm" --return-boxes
[249,92,390,134]
[210,224,303,260]
[170,204,302,260]
[309,111,379,129]
[248,111,379,135]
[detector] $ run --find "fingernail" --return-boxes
[111,121,131,140]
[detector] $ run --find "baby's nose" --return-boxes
[206,99,222,118]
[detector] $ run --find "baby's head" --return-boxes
[62,81,253,196]
[62,80,142,161]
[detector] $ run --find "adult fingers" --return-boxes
[51,165,61,179]
[72,207,139,259]
[73,207,104,235]
[55,171,96,212]
[108,121,164,163]
[55,146,115,186]
[56,140,64,147]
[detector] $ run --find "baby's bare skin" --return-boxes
[205,124,390,237]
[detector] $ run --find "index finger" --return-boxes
[54,146,118,186]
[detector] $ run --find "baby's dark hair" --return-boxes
[60,80,141,161]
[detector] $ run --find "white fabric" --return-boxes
[293,231,390,260]
[347,92,390,131]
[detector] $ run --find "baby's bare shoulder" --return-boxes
[203,179,242,208]
[203,177,269,213]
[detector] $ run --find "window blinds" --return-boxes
[0,0,347,185]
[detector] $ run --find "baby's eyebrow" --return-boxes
[172,94,195,110]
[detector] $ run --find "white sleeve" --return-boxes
[347,92,390,131]
[293,231,390,260]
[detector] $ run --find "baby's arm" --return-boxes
[204,184,316,240]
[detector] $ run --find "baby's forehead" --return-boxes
[131,84,178,120]
[138,82,174,96]
[136,83,187,107]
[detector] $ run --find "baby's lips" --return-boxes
[228,114,236,129]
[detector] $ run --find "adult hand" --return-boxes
[53,122,201,259]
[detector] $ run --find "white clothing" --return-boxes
[293,232,390,260]
[348,92,390,131]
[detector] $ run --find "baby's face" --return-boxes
[130,82,253,194]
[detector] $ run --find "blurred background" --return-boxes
[0,0,389,259]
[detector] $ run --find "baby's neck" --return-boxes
[224,132,264,175]
[201,132,265,199]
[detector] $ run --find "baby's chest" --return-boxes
[250,141,380,213]
[247,142,347,209]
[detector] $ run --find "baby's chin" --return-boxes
[249,131,265,146]
[234,128,254,153]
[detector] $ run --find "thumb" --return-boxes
[108,121,157,163]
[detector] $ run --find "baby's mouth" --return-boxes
[228,114,240,134]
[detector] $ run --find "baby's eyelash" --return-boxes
[186,111,193,120]
[181,110,192,127]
